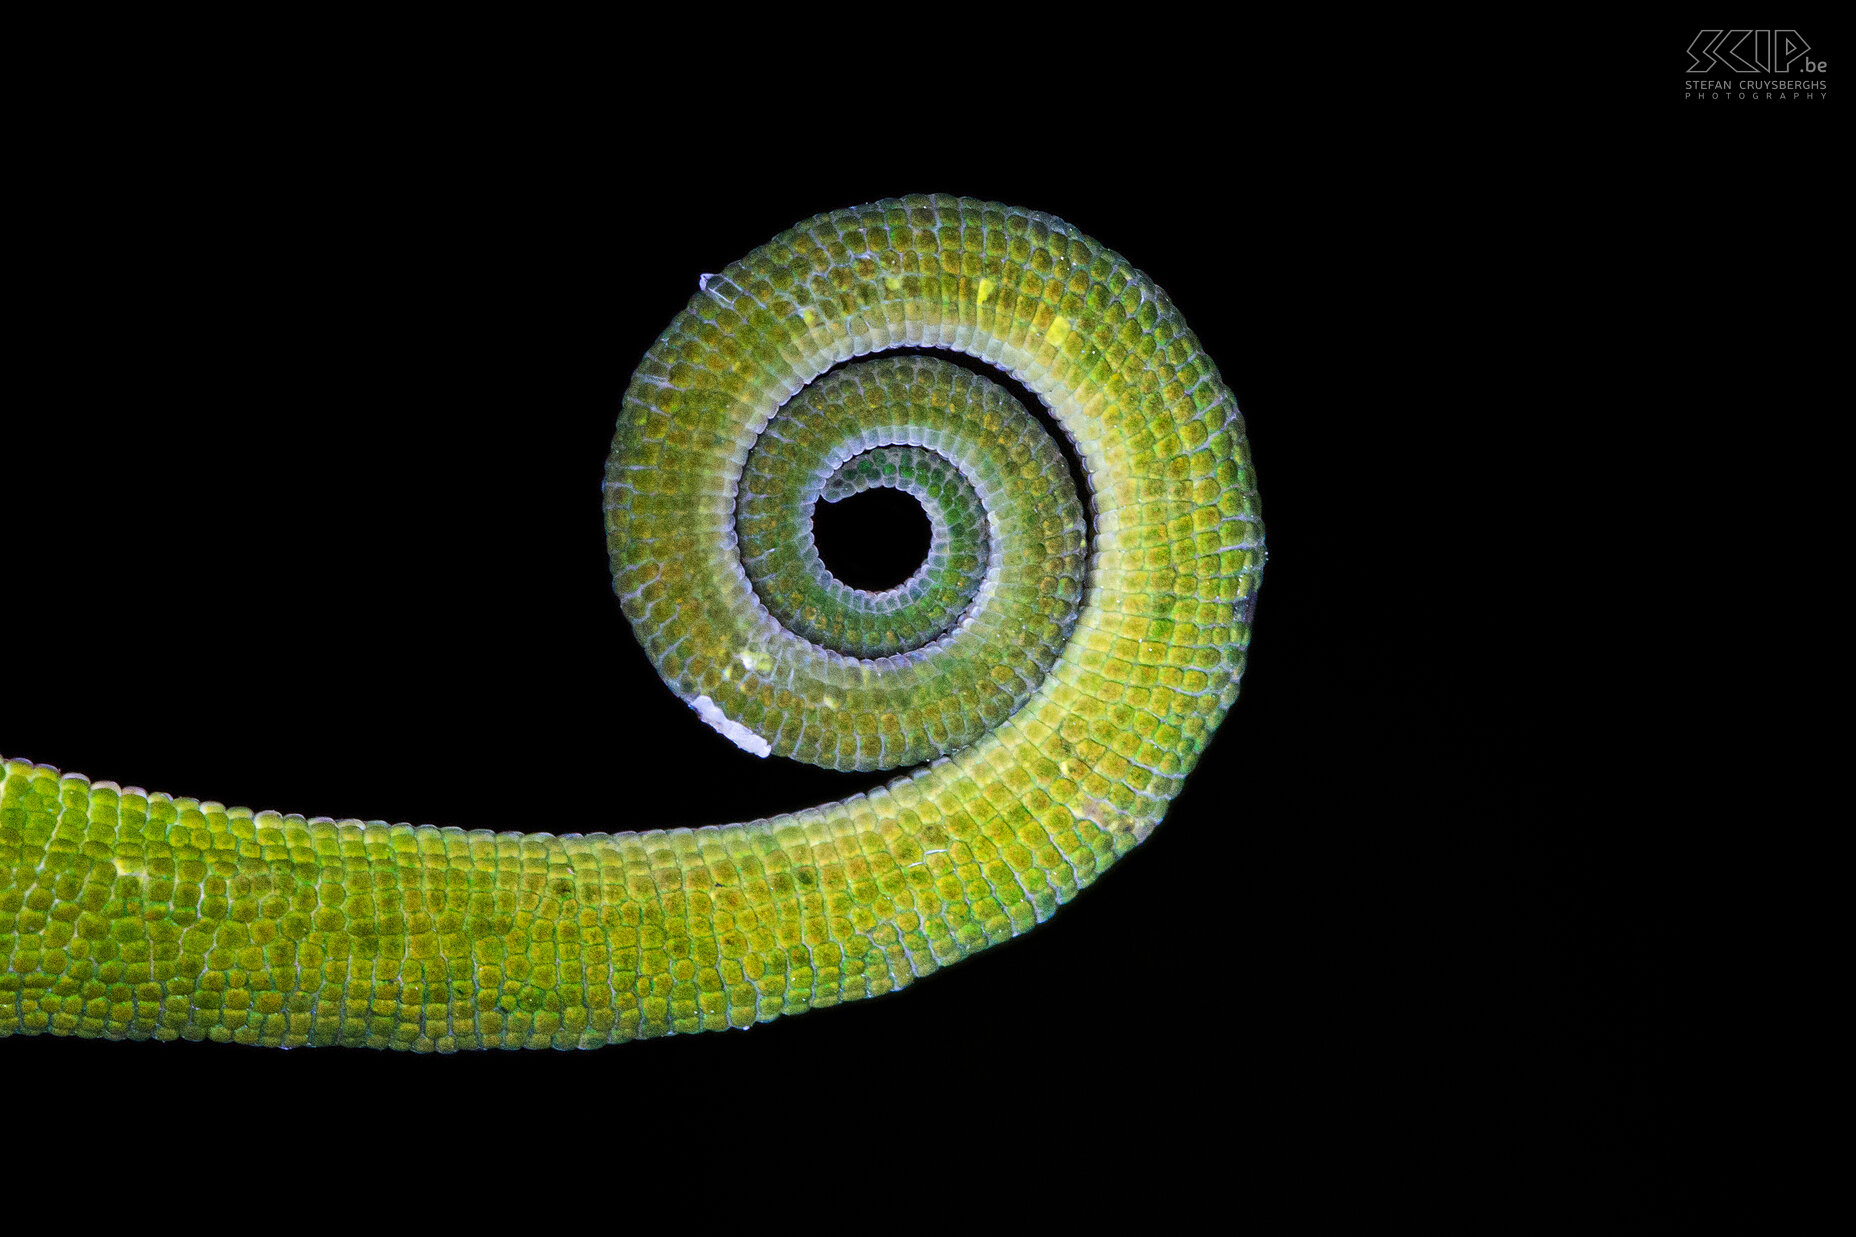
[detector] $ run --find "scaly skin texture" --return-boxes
[0,195,1263,1052]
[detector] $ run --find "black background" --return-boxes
[2,25,1831,1230]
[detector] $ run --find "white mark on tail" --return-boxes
[688,694,771,758]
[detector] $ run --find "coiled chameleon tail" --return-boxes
[0,195,1264,1051]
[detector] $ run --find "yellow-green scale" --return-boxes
[0,194,1263,1052]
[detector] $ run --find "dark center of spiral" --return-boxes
[811,486,932,593]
